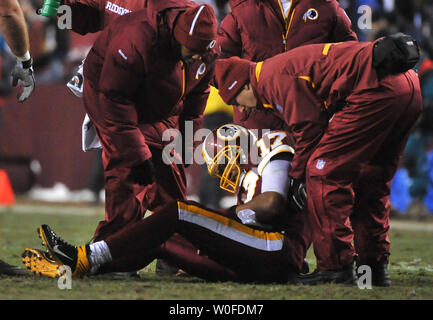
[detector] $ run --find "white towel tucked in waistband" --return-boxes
[82,114,102,152]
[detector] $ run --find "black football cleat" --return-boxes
[0,259,28,276]
[299,262,357,285]
[38,224,90,277]
[370,258,392,287]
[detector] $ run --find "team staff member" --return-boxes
[213,0,358,281]
[81,2,218,241]
[0,0,35,102]
[213,35,422,285]
[214,0,357,131]
[42,0,208,243]
[38,0,216,275]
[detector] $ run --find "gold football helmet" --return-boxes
[202,123,256,193]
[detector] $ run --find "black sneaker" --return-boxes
[370,258,391,287]
[299,262,357,285]
[0,259,28,276]
[38,224,90,277]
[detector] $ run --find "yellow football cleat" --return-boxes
[38,224,90,277]
[21,248,61,278]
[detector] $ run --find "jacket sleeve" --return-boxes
[179,71,211,164]
[330,2,358,42]
[97,35,152,167]
[63,0,104,34]
[279,76,329,181]
[216,13,242,59]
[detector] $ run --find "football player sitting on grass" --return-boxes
[22,123,311,284]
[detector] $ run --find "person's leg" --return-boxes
[83,82,145,242]
[173,201,300,282]
[88,148,104,204]
[159,233,239,281]
[306,72,422,273]
[93,156,144,241]
[84,85,187,242]
[134,147,187,274]
[351,72,422,285]
[0,259,27,276]
[282,208,312,272]
[102,200,299,283]
[98,232,239,281]
[352,166,392,266]
[138,147,187,214]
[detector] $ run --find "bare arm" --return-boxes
[0,0,34,102]
[0,0,29,58]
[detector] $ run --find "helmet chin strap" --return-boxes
[238,170,247,189]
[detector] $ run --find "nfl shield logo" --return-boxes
[316,159,326,170]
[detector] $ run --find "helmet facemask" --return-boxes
[208,145,243,193]
[202,123,255,194]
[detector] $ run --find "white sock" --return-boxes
[89,241,113,274]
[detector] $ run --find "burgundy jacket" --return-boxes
[83,0,215,164]
[249,41,408,180]
[63,0,148,35]
[217,0,358,131]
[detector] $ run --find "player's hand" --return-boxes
[12,58,35,102]
[129,158,155,186]
[287,177,307,213]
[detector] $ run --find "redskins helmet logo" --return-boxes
[207,40,216,50]
[195,62,206,79]
[203,123,251,194]
[217,124,242,141]
[303,8,319,22]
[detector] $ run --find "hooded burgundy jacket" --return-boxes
[217,0,357,130]
[249,41,404,180]
[83,0,215,165]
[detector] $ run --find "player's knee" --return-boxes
[150,200,181,220]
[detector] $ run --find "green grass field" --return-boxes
[1,203,433,300]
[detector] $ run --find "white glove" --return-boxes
[82,114,102,152]
[11,58,35,102]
